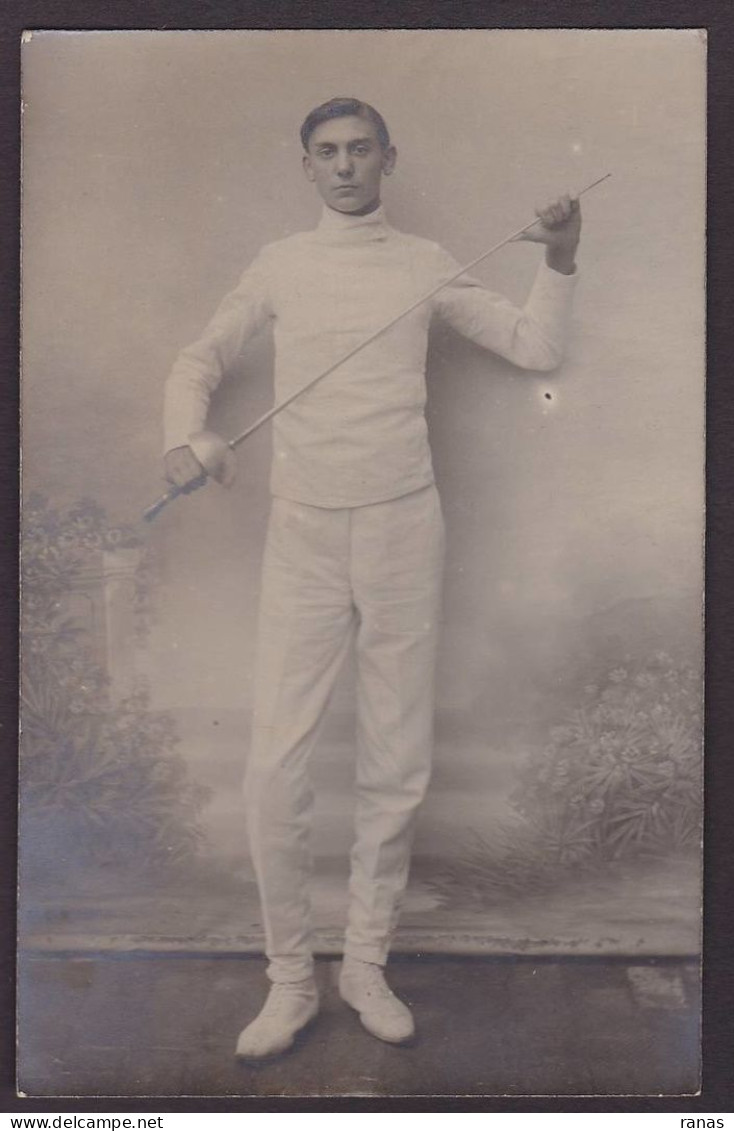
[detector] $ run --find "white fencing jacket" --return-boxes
[164,205,578,508]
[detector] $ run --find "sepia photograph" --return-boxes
[17,28,704,1098]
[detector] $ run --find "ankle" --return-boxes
[268,976,318,998]
[342,955,384,974]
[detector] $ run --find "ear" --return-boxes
[302,152,316,183]
[382,145,397,176]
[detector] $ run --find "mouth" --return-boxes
[334,185,359,193]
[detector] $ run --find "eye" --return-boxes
[352,145,370,155]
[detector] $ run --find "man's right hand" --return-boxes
[164,446,208,494]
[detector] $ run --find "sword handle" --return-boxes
[143,473,207,522]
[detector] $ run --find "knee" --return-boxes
[244,741,312,822]
[357,757,432,812]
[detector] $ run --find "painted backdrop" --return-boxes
[20,30,704,956]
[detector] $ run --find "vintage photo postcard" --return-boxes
[17,28,704,1098]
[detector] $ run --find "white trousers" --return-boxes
[244,484,445,983]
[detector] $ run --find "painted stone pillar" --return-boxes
[64,546,143,702]
[101,547,143,702]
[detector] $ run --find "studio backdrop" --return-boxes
[20,29,704,959]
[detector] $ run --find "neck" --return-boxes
[316,201,389,239]
[349,196,382,217]
[326,196,381,218]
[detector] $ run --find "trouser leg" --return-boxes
[344,486,445,965]
[245,499,354,984]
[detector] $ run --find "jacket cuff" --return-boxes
[538,257,580,285]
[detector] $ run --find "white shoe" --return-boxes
[339,957,415,1044]
[235,978,319,1060]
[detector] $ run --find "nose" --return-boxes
[335,150,354,178]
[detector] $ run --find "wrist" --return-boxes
[545,245,577,275]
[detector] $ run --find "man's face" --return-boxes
[303,115,396,215]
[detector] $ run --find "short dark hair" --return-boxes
[300,97,391,151]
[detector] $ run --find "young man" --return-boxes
[163,97,581,1060]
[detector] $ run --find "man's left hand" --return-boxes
[516,194,581,275]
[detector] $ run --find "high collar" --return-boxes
[316,203,390,241]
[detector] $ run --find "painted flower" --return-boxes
[69,513,98,532]
[56,530,80,550]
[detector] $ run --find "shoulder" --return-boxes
[250,231,323,280]
[257,230,316,258]
[388,226,458,268]
[234,231,312,283]
[387,225,441,253]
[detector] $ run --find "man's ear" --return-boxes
[302,153,316,182]
[382,145,397,176]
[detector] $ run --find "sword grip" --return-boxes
[143,473,207,522]
[143,486,181,523]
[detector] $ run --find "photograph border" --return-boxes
[2,0,732,1115]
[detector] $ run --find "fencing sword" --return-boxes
[143,172,611,523]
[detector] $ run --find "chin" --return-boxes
[331,197,365,213]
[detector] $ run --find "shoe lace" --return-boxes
[353,964,396,1001]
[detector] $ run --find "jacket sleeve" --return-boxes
[431,245,578,372]
[163,250,274,453]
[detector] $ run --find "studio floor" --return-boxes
[17,954,700,1099]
